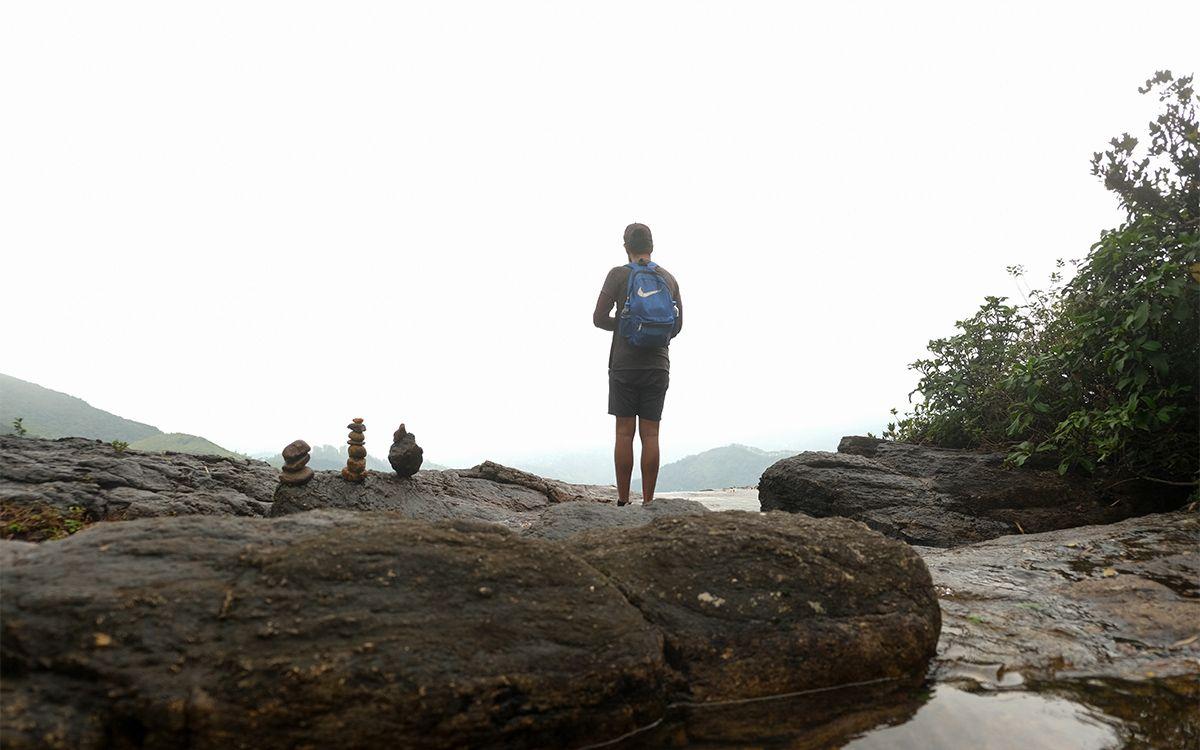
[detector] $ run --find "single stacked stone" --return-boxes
[279,440,314,486]
[388,423,424,478]
[342,418,368,482]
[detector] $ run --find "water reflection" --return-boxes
[844,685,1117,749]
[619,676,1197,749]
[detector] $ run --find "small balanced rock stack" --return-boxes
[342,418,368,482]
[279,440,314,486]
[388,424,424,478]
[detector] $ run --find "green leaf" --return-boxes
[1126,301,1150,330]
[1142,340,1162,350]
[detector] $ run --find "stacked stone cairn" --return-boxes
[388,423,424,478]
[279,440,314,486]
[342,418,368,482]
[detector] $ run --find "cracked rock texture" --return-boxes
[0,436,276,519]
[924,510,1200,683]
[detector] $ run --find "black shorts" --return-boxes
[608,369,670,421]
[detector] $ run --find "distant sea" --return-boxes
[658,487,759,512]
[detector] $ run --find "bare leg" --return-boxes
[614,417,636,505]
[639,417,660,505]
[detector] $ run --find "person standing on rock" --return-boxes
[593,222,683,506]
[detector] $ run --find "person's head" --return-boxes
[623,222,653,261]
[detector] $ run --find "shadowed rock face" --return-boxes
[759,437,1186,547]
[0,435,277,520]
[0,511,942,749]
[567,512,942,702]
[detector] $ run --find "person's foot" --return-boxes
[617,499,630,507]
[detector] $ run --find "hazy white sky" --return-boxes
[2,2,1196,466]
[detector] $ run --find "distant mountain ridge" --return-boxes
[128,433,241,459]
[255,445,392,473]
[0,373,161,443]
[655,444,796,491]
[509,443,797,491]
[2,373,787,485]
[0,373,241,459]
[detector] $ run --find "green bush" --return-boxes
[887,71,1199,481]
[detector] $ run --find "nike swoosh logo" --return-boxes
[636,288,661,298]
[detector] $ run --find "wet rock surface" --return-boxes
[567,512,942,702]
[925,510,1200,683]
[0,510,941,749]
[0,435,276,520]
[759,436,1185,546]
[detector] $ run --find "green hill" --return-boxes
[1,373,241,459]
[655,444,797,491]
[128,433,242,459]
[0,373,160,442]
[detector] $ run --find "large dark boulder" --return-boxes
[759,437,1185,547]
[0,435,276,521]
[1,510,942,749]
[567,512,941,702]
[0,512,669,750]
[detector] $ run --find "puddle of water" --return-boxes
[844,685,1118,749]
[613,676,1198,749]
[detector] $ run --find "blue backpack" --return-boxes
[619,261,678,348]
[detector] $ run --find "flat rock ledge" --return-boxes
[0,436,277,520]
[925,510,1200,684]
[759,436,1187,547]
[0,511,940,750]
[270,469,708,539]
[5,436,706,542]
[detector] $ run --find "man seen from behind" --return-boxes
[592,222,683,506]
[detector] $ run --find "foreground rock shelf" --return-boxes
[924,510,1200,683]
[0,511,940,749]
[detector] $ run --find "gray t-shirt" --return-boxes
[601,261,682,371]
